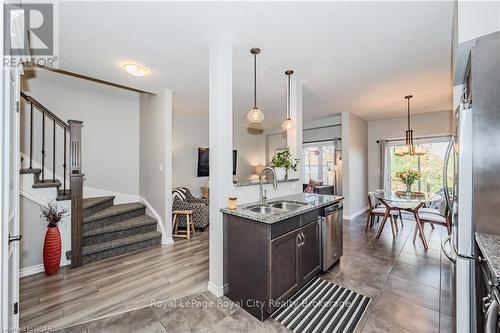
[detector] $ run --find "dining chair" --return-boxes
[375,189,404,229]
[413,199,451,243]
[366,191,400,233]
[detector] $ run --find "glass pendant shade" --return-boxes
[395,146,409,156]
[282,70,294,131]
[394,95,426,157]
[282,118,295,131]
[247,48,264,123]
[247,107,264,123]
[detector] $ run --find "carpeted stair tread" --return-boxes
[83,215,157,237]
[83,196,115,210]
[56,189,71,201]
[20,168,42,174]
[32,179,61,188]
[82,231,161,255]
[83,202,145,223]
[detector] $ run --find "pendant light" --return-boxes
[282,70,295,131]
[395,95,426,156]
[247,48,264,123]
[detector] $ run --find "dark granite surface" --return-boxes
[476,232,500,280]
[221,193,344,224]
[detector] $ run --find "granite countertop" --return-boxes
[221,193,344,224]
[476,232,500,280]
[233,178,300,187]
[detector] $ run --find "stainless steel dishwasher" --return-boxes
[320,202,343,271]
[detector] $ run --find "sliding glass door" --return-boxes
[388,137,452,194]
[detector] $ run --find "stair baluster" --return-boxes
[63,128,67,194]
[52,118,56,182]
[41,109,45,182]
[29,101,33,169]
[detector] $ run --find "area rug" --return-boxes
[271,277,370,333]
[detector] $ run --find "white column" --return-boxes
[286,79,303,183]
[208,37,233,297]
[164,89,173,245]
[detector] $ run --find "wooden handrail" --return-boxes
[20,92,70,130]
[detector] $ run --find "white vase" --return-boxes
[274,167,286,181]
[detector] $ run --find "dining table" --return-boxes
[375,191,442,249]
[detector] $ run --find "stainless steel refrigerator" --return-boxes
[442,32,500,333]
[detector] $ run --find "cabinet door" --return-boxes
[299,222,321,286]
[270,230,300,311]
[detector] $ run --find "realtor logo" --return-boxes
[3,3,54,56]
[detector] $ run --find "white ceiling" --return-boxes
[57,1,454,127]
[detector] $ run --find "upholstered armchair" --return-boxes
[172,187,209,229]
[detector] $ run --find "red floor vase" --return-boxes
[43,226,61,275]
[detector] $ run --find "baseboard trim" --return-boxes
[138,197,171,245]
[20,264,44,277]
[207,281,225,297]
[344,206,369,220]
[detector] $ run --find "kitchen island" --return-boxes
[222,193,344,321]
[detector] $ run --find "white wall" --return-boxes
[367,110,452,192]
[457,0,500,43]
[172,112,209,195]
[233,128,266,182]
[341,112,368,219]
[20,196,57,270]
[21,69,140,195]
[139,90,173,244]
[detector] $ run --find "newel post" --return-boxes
[68,120,84,268]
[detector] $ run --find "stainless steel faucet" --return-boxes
[259,167,278,205]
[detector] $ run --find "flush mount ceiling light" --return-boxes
[395,95,426,156]
[246,48,264,123]
[122,63,149,77]
[282,70,295,131]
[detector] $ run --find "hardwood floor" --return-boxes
[19,231,209,331]
[22,213,452,333]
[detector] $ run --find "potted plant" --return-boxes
[271,148,299,180]
[40,201,67,275]
[395,169,421,194]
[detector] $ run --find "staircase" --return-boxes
[20,92,162,267]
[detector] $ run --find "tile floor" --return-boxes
[49,212,451,332]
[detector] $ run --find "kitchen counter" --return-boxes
[220,193,344,224]
[476,232,500,279]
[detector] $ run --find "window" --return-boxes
[388,138,452,194]
[303,141,336,185]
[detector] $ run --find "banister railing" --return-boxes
[20,92,84,268]
[21,92,70,130]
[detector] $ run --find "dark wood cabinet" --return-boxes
[224,210,321,321]
[298,222,321,285]
[270,230,300,309]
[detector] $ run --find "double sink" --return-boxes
[245,200,308,214]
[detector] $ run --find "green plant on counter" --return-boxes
[271,148,299,171]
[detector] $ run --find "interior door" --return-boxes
[1,64,21,331]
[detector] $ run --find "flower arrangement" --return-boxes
[40,201,68,227]
[395,169,421,193]
[271,148,299,172]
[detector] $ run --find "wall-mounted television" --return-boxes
[197,147,237,177]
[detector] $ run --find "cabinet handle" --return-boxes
[301,232,306,246]
[297,233,302,248]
